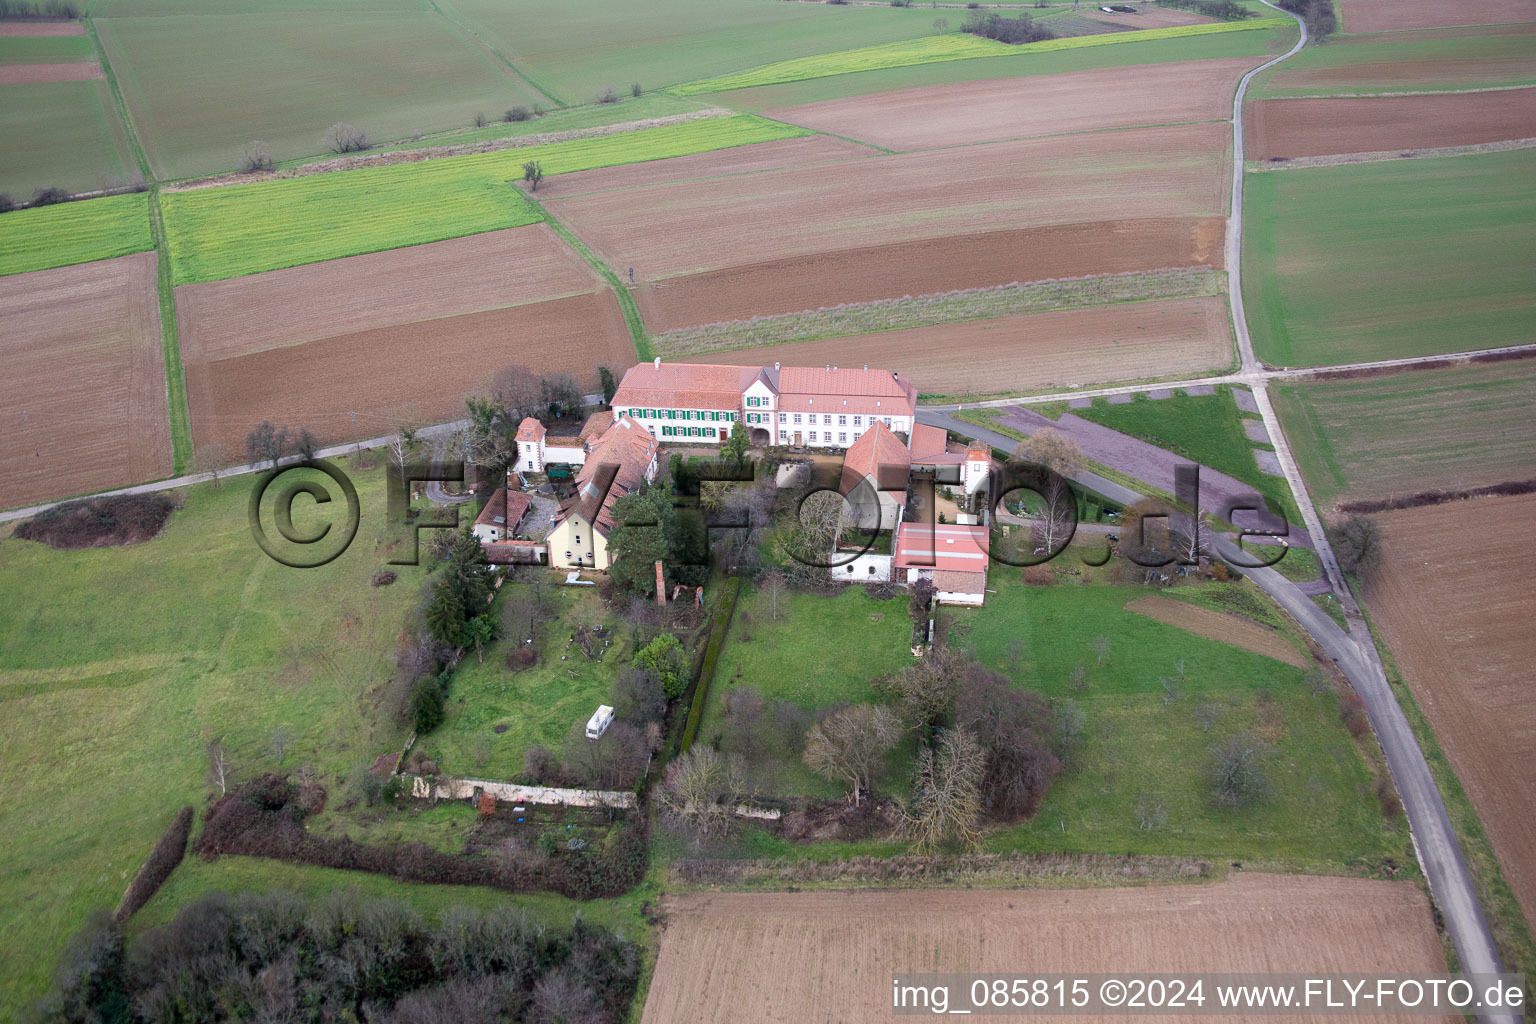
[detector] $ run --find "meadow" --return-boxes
[0,459,436,1016]
[386,92,711,152]
[1071,386,1301,523]
[0,80,136,199]
[162,115,808,284]
[673,17,1289,95]
[0,191,152,276]
[1242,148,1536,367]
[94,10,542,179]
[443,0,942,105]
[1271,361,1536,507]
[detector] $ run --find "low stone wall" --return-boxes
[409,775,636,810]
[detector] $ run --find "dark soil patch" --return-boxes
[14,492,178,549]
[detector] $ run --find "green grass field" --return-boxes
[0,458,440,1016]
[1252,28,1536,97]
[952,576,1408,867]
[444,0,944,105]
[708,23,1294,109]
[416,583,632,781]
[0,191,152,276]
[1272,361,1536,506]
[1071,386,1301,523]
[0,36,95,63]
[161,114,807,283]
[674,17,1288,94]
[385,92,711,152]
[1243,148,1536,366]
[95,10,544,179]
[0,80,137,199]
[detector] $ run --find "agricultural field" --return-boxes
[443,0,943,105]
[0,462,429,1014]
[0,81,137,199]
[93,9,543,180]
[1271,360,1536,507]
[1255,25,1536,96]
[1246,87,1536,160]
[672,17,1287,95]
[1364,494,1536,931]
[768,56,1266,151]
[0,252,170,509]
[699,296,1235,401]
[1340,0,1536,32]
[550,121,1232,328]
[161,114,807,283]
[643,876,1447,1023]
[0,35,93,62]
[1242,147,1536,366]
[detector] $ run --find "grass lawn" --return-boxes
[0,456,429,1016]
[1070,385,1302,523]
[444,0,944,105]
[1242,148,1536,367]
[699,584,916,798]
[1272,361,1536,507]
[0,191,152,276]
[417,581,631,781]
[710,23,1295,109]
[950,576,1409,869]
[95,10,543,180]
[161,114,806,283]
[0,80,137,199]
[674,17,1287,94]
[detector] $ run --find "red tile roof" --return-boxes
[560,415,659,535]
[894,522,991,574]
[777,365,916,418]
[475,488,533,531]
[841,420,911,495]
[515,417,545,442]
[908,423,949,461]
[612,362,762,412]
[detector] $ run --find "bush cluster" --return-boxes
[196,775,648,900]
[28,889,640,1024]
[15,493,177,550]
[962,9,1055,43]
[1155,0,1252,18]
[0,0,80,16]
[1339,477,1536,515]
[112,806,193,925]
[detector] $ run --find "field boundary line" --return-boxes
[1249,136,1536,172]
[428,0,566,108]
[529,197,654,362]
[85,15,193,474]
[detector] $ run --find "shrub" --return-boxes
[32,186,71,206]
[0,193,15,214]
[504,105,531,122]
[321,122,368,154]
[630,82,642,97]
[964,6,1055,38]
[1206,733,1271,808]
[1329,514,1383,574]
[371,569,397,586]
[472,110,488,127]
[597,85,618,104]
[14,493,177,549]
[410,678,446,735]
[533,103,545,116]
[112,806,193,925]
[1339,692,1370,738]
[237,140,273,173]
[634,633,689,699]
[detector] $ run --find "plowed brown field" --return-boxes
[0,62,100,84]
[0,253,170,508]
[0,21,85,35]
[1247,88,1536,158]
[549,122,1229,288]
[1128,595,1309,668]
[1269,57,1536,91]
[768,58,1262,151]
[185,291,631,456]
[530,135,878,199]
[699,296,1232,397]
[1365,494,1536,929]
[1341,0,1536,31]
[638,218,1224,330]
[176,225,601,361]
[641,875,1450,1024]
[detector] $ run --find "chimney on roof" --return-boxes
[825,363,830,372]
[655,562,666,606]
[833,365,838,372]
[774,361,780,372]
[892,371,898,380]
[653,356,660,369]
[863,364,868,371]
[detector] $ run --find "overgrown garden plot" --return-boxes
[1242,148,1536,366]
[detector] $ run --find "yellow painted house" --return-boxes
[546,416,659,571]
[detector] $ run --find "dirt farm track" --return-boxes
[1365,494,1536,932]
[641,875,1451,1023]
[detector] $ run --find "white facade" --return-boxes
[772,410,913,449]
[609,405,738,442]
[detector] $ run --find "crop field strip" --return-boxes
[1271,360,1536,508]
[1366,494,1536,933]
[1246,88,1536,160]
[643,878,1447,1023]
[1254,24,1536,97]
[1241,146,1536,367]
[0,253,171,509]
[160,115,810,284]
[0,192,153,276]
[1340,0,1536,33]
[671,16,1290,94]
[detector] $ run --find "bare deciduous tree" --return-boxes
[1208,732,1271,808]
[760,569,787,620]
[321,122,368,154]
[802,703,901,806]
[522,159,544,191]
[389,422,419,480]
[238,140,273,173]
[1010,427,1083,477]
[1330,514,1383,574]
[269,726,294,767]
[904,727,986,853]
[245,420,290,468]
[656,746,752,847]
[207,741,232,796]
[1091,635,1111,667]
[1070,662,1088,691]
[1193,702,1220,734]
[196,441,231,488]
[1030,474,1076,555]
[1135,793,1169,831]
